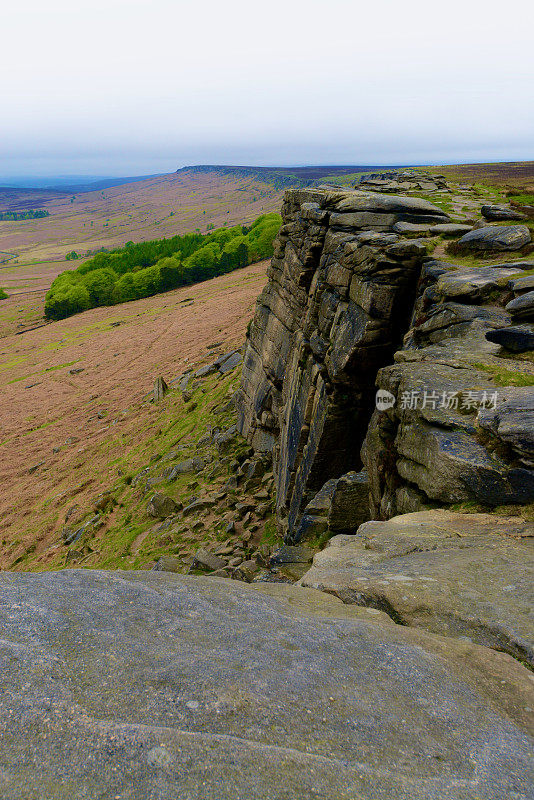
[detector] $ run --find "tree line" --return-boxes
[44,213,281,320]
[0,210,50,221]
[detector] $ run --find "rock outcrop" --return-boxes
[238,186,534,540]
[300,509,534,665]
[238,188,449,538]
[1,569,533,799]
[364,257,534,517]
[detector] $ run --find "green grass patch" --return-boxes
[473,363,534,386]
[44,360,80,372]
[507,193,534,206]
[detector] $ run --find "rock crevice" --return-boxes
[238,186,534,538]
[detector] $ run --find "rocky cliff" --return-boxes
[238,186,534,540]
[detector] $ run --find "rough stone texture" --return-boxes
[457,224,532,251]
[300,510,534,667]
[486,324,534,353]
[292,470,370,543]
[363,253,534,517]
[147,492,181,518]
[481,204,528,221]
[238,188,446,538]
[153,376,169,401]
[506,290,534,320]
[0,569,533,799]
[430,223,473,236]
[239,188,533,537]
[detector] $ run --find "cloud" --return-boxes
[1,0,532,177]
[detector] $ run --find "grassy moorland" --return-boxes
[427,161,534,191]
[0,261,270,571]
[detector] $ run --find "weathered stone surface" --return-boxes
[147,492,180,518]
[477,387,534,466]
[163,457,205,479]
[293,470,370,543]
[506,290,534,320]
[152,555,181,572]
[182,497,216,516]
[217,350,242,374]
[238,188,430,539]
[269,545,314,565]
[193,548,227,571]
[510,273,534,292]
[62,514,101,546]
[363,354,534,516]
[300,509,534,665]
[457,224,532,252]
[195,361,218,378]
[239,187,534,537]
[430,223,473,235]
[0,569,532,799]
[481,204,527,221]
[435,265,519,302]
[153,375,169,401]
[486,324,534,352]
[392,221,434,235]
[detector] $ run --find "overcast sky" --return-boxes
[2,0,533,180]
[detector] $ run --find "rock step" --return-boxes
[300,509,534,666]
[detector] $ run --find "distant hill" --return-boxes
[0,174,163,193]
[179,164,403,184]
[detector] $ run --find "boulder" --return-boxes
[147,492,180,518]
[152,555,181,572]
[182,497,216,516]
[0,570,532,799]
[457,225,532,252]
[194,362,218,378]
[510,273,534,292]
[300,509,534,665]
[269,545,314,565]
[62,514,101,546]
[435,265,519,302]
[164,458,205,480]
[506,290,534,320]
[192,548,226,571]
[481,204,527,221]
[153,376,168,401]
[392,221,434,235]
[214,425,238,453]
[216,350,243,374]
[485,324,534,353]
[292,470,371,544]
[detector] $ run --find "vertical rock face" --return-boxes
[237,188,449,538]
[239,187,534,538]
[363,258,534,518]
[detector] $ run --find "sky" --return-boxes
[1,0,533,181]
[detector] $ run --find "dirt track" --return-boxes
[0,262,268,567]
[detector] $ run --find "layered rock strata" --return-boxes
[238,187,534,539]
[364,257,534,517]
[300,509,534,664]
[238,188,449,537]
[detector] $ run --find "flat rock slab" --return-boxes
[0,569,533,799]
[457,225,532,251]
[300,510,534,667]
[481,205,527,221]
